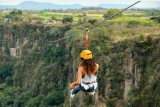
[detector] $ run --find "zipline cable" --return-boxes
[89,1,141,30]
[46,1,141,43]
[46,31,84,42]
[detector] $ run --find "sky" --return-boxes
[0,0,160,8]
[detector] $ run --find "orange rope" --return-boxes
[86,28,89,50]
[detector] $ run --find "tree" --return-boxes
[88,19,97,25]
[0,64,12,79]
[83,12,87,22]
[51,16,57,20]
[17,10,22,15]
[6,9,23,22]
[44,92,64,106]
[77,15,83,23]
[15,16,20,21]
[103,8,122,19]
[62,16,73,25]
[5,14,12,23]
[10,9,22,15]
[4,43,10,55]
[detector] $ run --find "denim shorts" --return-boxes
[71,83,95,94]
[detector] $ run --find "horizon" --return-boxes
[0,0,160,8]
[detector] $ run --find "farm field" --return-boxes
[1,8,160,24]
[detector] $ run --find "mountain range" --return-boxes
[0,1,131,10]
[0,1,159,10]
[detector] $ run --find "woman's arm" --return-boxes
[97,64,99,71]
[70,67,83,89]
[94,64,99,75]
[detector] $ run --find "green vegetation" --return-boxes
[103,8,122,19]
[88,19,98,25]
[0,8,160,107]
[5,9,23,22]
[150,16,160,23]
[62,16,73,25]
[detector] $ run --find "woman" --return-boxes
[70,50,99,98]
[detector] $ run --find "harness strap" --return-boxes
[82,81,96,84]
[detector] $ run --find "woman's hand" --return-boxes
[70,67,83,89]
[70,83,75,89]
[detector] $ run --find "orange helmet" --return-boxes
[80,50,92,60]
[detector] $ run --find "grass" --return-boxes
[113,16,155,24]
[123,11,146,16]
[35,11,104,21]
[46,12,73,15]
[86,13,103,17]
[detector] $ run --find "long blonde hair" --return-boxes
[79,59,96,75]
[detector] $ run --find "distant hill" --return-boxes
[0,1,133,10]
[17,1,83,10]
[0,1,83,10]
[97,4,130,9]
[0,1,159,10]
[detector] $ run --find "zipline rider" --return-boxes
[70,50,99,98]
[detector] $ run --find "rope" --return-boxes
[46,31,84,42]
[85,28,89,49]
[46,1,141,43]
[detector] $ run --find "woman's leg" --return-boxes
[80,84,96,95]
[79,84,95,92]
[71,85,81,94]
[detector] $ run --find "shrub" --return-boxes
[0,64,12,79]
[150,16,160,23]
[106,98,117,107]
[103,8,122,19]
[88,19,97,25]
[14,92,32,107]
[44,92,64,106]
[26,95,44,107]
[36,21,43,24]
[127,20,140,27]
[5,77,13,85]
